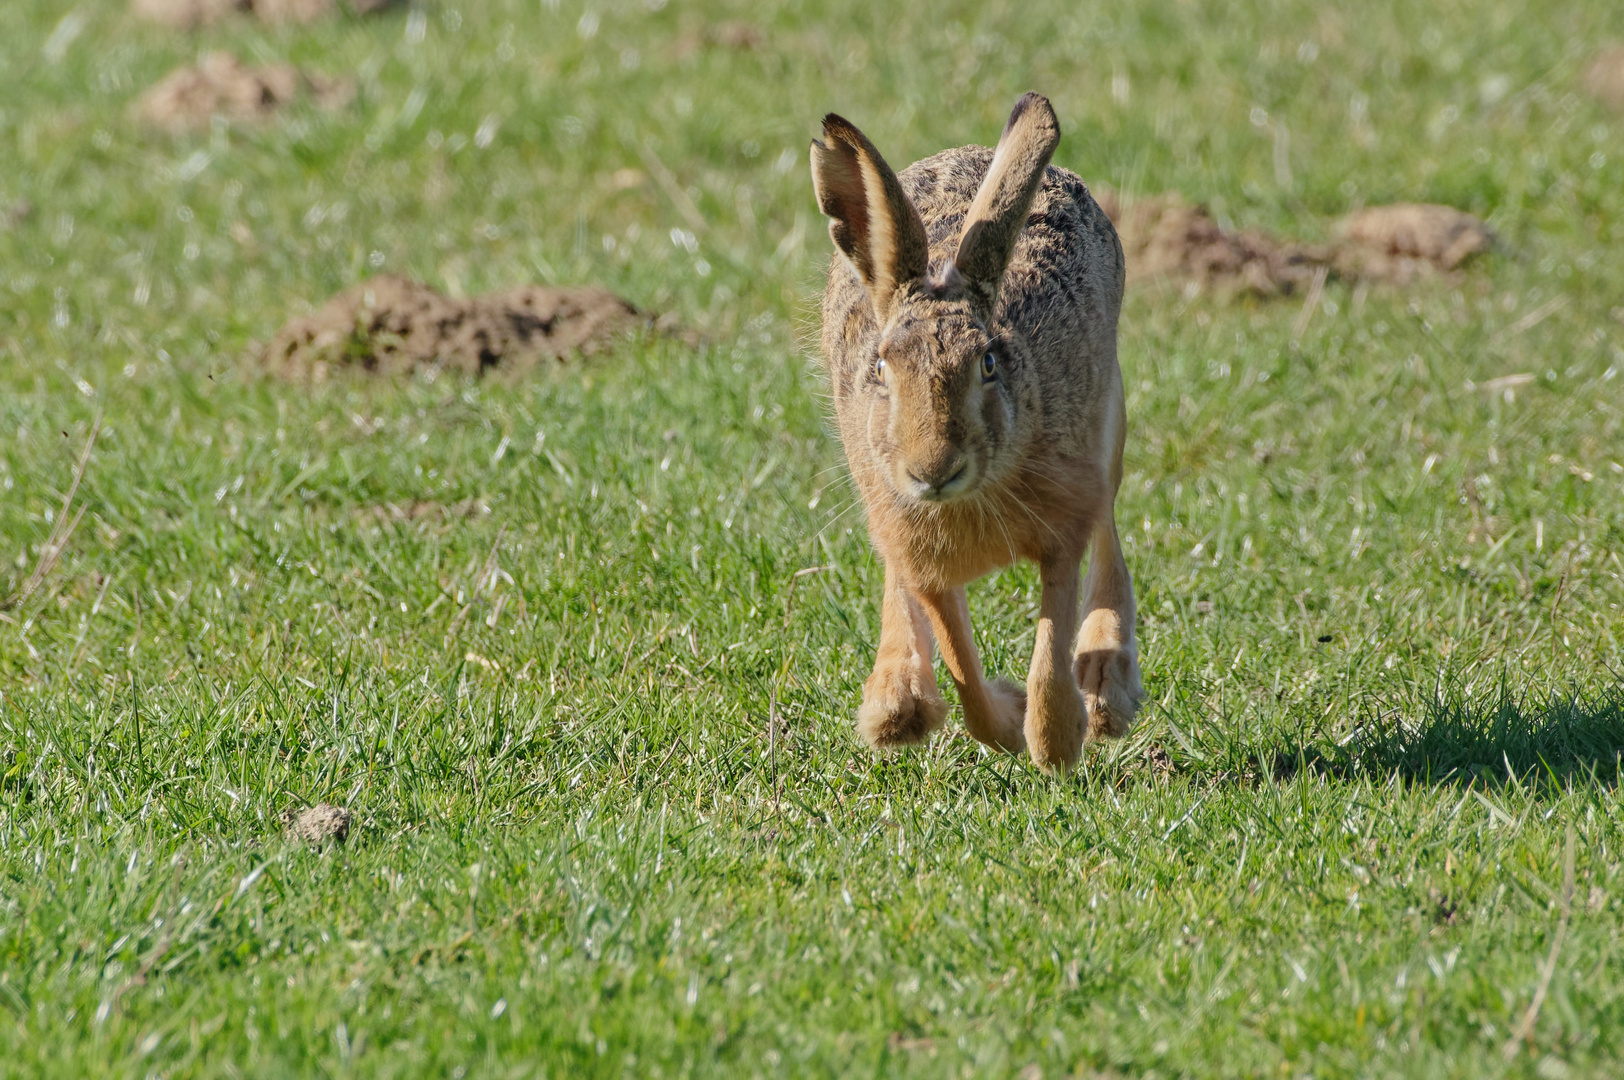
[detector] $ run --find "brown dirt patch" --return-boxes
[134,52,352,133]
[1582,45,1624,111]
[132,0,393,28]
[674,21,768,60]
[1333,203,1493,283]
[2,200,32,231]
[710,21,767,49]
[249,0,339,22]
[284,803,352,846]
[132,0,239,27]
[1096,187,1491,296]
[1108,192,1328,297]
[262,275,655,379]
[1142,745,1177,777]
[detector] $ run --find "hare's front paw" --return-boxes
[964,677,1027,754]
[1025,682,1087,773]
[1076,645,1143,740]
[857,658,946,748]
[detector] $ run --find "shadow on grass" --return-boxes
[1277,684,1624,789]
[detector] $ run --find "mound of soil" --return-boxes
[1110,193,1328,297]
[135,52,352,133]
[132,0,238,27]
[132,0,393,28]
[1333,203,1493,283]
[284,803,352,846]
[249,0,339,22]
[1582,44,1624,111]
[263,275,651,379]
[1095,187,1492,296]
[673,21,768,59]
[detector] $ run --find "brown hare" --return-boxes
[810,92,1142,772]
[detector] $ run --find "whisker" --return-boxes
[814,497,865,542]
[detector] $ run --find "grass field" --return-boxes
[3,0,1624,1075]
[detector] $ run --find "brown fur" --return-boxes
[811,93,1142,772]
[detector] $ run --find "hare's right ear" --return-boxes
[811,115,928,321]
[950,92,1061,317]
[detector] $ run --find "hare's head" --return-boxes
[811,93,1060,505]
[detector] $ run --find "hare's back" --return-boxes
[898,146,1123,349]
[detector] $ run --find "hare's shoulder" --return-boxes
[898,146,1120,288]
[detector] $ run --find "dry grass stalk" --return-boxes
[4,417,99,612]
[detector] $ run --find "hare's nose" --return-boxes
[905,457,970,501]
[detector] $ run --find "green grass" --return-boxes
[3,0,1624,1075]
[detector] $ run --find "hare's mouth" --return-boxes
[898,458,976,504]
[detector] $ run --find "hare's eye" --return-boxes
[981,352,997,381]
[874,358,887,384]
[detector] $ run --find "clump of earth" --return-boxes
[1333,203,1492,282]
[131,0,394,29]
[1093,187,1491,296]
[262,275,661,379]
[135,52,352,133]
[1581,44,1624,111]
[673,21,768,59]
[1097,191,1327,297]
[2,201,32,231]
[283,803,352,847]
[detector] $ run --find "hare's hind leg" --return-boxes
[857,565,947,748]
[1074,518,1143,739]
[916,587,1027,755]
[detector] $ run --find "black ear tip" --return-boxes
[1006,89,1058,119]
[821,112,853,138]
[1006,91,1057,132]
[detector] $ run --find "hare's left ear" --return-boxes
[811,114,929,321]
[949,92,1061,316]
